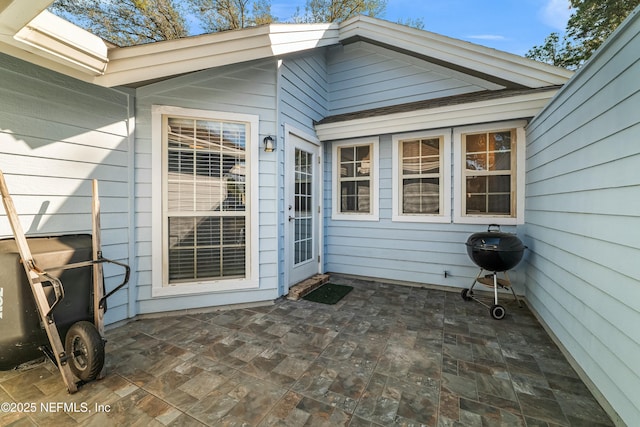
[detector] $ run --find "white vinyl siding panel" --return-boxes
[326,41,500,116]
[135,59,279,312]
[524,11,640,426]
[0,53,133,325]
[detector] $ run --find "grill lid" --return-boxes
[465,224,524,253]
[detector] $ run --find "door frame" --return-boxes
[283,124,323,292]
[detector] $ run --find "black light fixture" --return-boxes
[263,136,275,152]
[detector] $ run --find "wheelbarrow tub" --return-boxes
[0,234,94,370]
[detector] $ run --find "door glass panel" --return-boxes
[294,148,313,265]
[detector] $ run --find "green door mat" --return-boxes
[303,283,353,305]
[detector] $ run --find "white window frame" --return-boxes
[453,120,526,225]
[151,105,259,297]
[392,130,451,223]
[331,137,379,221]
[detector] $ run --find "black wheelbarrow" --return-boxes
[0,171,129,393]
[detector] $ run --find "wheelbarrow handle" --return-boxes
[39,271,65,316]
[98,258,131,310]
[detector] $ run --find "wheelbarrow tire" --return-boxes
[65,321,105,382]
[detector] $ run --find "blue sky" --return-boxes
[271,0,573,56]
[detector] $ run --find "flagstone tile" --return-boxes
[0,274,614,426]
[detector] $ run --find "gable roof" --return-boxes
[0,3,572,89]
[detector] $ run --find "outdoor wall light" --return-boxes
[263,136,275,152]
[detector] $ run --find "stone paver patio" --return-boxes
[0,275,614,426]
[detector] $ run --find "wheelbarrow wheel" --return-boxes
[65,321,105,382]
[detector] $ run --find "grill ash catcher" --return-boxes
[462,224,526,320]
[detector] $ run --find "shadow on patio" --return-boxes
[0,274,613,426]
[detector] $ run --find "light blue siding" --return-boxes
[277,50,329,292]
[0,53,133,325]
[524,9,640,426]
[134,59,281,313]
[326,41,500,116]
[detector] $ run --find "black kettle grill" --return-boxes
[461,224,526,319]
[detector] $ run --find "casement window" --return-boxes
[331,137,379,221]
[392,130,451,223]
[151,106,259,296]
[454,121,526,225]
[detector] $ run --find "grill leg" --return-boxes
[470,269,483,291]
[493,273,499,305]
[503,271,523,307]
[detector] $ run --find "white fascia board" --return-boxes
[315,89,560,141]
[0,0,53,33]
[95,23,339,87]
[13,10,108,75]
[339,16,573,88]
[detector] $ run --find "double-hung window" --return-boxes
[152,106,259,296]
[332,138,379,221]
[454,121,525,224]
[392,130,451,222]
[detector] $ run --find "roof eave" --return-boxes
[93,23,340,87]
[315,87,562,141]
[339,16,574,89]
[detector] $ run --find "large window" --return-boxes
[165,117,247,283]
[392,130,451,222]
[332,138,379,221]
[152,106,258,296]
[454,121,525,225]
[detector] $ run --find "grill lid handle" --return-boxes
[487,224,501,232]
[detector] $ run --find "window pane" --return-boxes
[489,194,511,214]
[356,145,370,161]
[403,140,420,158]
[488,175,511,192]
[491,152,511,171]
[490,131,511,151]
[403,178,439,213]
[466,133,486,152]
[421,139,439,155]
[403,158,421,175]
[340,146,354,162]
[357,182,370,212]
[466,153,486,171]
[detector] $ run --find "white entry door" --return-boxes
[285,130,321,289]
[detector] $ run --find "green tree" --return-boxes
[185,0,275,32]
[294,0,387,23]
[50,0,188,46]
[526,0,640,69]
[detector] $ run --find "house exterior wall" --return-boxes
[134,58,281,314]
[322,131,525,291]
[0,52,134,325]
[524,9,640,425]
[325,41,502,116]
